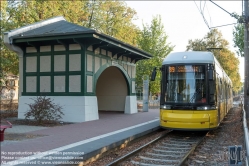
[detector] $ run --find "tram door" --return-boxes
[217,75,221,123]
[225,83,228,113]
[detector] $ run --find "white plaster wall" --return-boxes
[87,55,93,71]
[87,76,93,92]
[40,56,51,72]
[69,54,81,71]
[132,81,136,93]
[69,75,81,92]
[132,66,136,78]
[26,76,36,92]
[123,56,127,62]
[26,47,37,53]
[26,57,37,72]
[101,49,106,55]
[40,45,51,52]
[87,45,93,51]
[54,45,65,51]
[94,48,100,55]
[96,66,127,111]
[124,96,138,114]
[54,55,65,72]
[123,64,127,71]
[127,65,131,78]
[54,76,65,92]
[95,57,100,73]
[17,96,98,123]
[107,51,112,57]
[69,44,81,50]
[102,58,107,66]
[40,76,51,92]
[84,96,99,121]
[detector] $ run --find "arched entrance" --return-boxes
[96,66,128,112]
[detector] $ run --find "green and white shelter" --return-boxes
[4,16,152,123]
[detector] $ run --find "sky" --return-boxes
[125,1,245,81]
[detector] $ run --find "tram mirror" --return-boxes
[151,67,157,81]
[208,70,214,80]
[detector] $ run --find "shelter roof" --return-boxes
[5,16,152,61]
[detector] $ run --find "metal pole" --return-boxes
[143,75,149,112]
[244,0,249,118]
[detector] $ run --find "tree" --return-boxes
[1,0,19,88]
[136,15,174,94]
[85,0,139,46]
[233,23,244,57]
[186,29,242,92]
[232,12,244,57]
[1,0,89,78]
[1,0,140,77]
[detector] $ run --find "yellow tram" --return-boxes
[151,51,233,130]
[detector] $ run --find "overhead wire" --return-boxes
[209,0,233,17]
[205,1,212,27]
[194,0,210,29]
[200,0,210,28]
[202,0,206,14]
[195,0,239,29]
[210,23,238,29]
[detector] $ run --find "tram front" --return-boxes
[151,52,218,130]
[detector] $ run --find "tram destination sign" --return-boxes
[169,65,202,73]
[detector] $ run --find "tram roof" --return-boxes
[162,51,216,65]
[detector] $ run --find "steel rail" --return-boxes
[106,130,206,166]
[105,131,171,166]
[177,136,206,166]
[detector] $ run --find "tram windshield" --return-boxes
[164,65,206,104]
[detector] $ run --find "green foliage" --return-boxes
[1,0,140,76]
[1,1,19,76]
[1,0,88,75]
[233,23,244,57]
[231,12,245,57]
[136,15,174,94]
[85,0,139,46]
[25,96,64,124]
[186,29,242,92]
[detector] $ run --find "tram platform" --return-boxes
[1,109,160,166]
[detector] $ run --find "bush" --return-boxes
[25,96,64,124]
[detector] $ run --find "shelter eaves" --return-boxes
[6,16,152,62]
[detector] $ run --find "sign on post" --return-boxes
[143,75,149,112]
[228,145,243,165]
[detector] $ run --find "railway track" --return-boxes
[106,130,207,166]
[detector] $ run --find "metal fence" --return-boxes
[137,99,160,110]
[242,100,249,165]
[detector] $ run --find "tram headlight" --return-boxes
[197,106,217,110]
[160,105,171,109]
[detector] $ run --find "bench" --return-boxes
[0,120,12,142]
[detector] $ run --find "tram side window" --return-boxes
[224,83,227,99]
[227,84,230,99]
[219,79,223,100]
